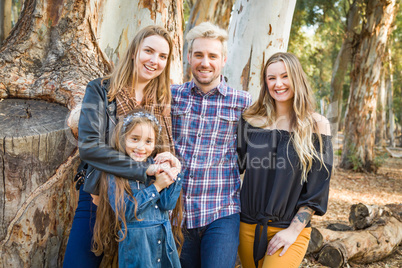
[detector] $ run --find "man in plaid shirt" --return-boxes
[171,22,252,267]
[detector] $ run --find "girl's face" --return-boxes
[265,61,294,104]
[125,122,156,162]
[135,35,170,84]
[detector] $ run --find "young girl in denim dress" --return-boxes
[92,110,183,268]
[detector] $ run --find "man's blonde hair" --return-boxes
[186,22,228,57]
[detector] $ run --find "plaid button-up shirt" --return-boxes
[171,78,252,229]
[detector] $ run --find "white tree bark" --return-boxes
[224,0,297,100]
[96,0,183,84]
[182,0,235,81]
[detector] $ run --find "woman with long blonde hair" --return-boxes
[64,25,182,267]
[237,52,333,268]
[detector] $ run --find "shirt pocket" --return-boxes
[171,102,191,143]
[214,107,241,147]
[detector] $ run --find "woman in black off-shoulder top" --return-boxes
[237,52,333,268]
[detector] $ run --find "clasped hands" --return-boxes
[146,152,181,192]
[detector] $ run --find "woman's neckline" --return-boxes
[247,123,332,138]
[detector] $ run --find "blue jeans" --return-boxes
[63,187,102,268]
[180,213,240,268]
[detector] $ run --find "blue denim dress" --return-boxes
[107,173,182,268]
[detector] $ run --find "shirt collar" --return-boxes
[190,75,228,97]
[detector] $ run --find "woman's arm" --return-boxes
[78,79,148,182]
[266,207,315,256]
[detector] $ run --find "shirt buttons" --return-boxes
[186,196,191,199]
[157,259,161,262]
[155,205,158,209]
[158,240,161,244]
[178,177,181,181]
[189,175,194,179]
[152,193,155,197]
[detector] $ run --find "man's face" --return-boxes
[188,38,226,93]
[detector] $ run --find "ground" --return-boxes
[303,149,402,267]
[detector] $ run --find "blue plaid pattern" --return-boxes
[171,78,252,229]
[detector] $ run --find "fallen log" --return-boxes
[349,203,402,229]
[307,226,352,254]
[317,217,402,267]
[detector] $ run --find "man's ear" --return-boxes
[222,56,227,67]
[187,52,191,64]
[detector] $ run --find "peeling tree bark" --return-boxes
[96,0,183,84]
[223,0,297,100]
[340,0,398,172]
[376,65,387,146]
[182,0,235,81]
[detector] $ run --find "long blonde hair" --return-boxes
[92,110,184,260]
[105,25,173,116]
[243,52,328,183]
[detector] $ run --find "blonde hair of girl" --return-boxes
[92,110,184,262]
[243,52,329,184]
[105,25,173,116]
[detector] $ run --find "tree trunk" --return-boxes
[182,0,235,81]
[376,65,387,146]
[387,46,396,147]
[328,0,360,137]
[96,0,184,84]
[340,0,398,172]
[223,0,297,100]
[0,99,79,267]
[0,0,12,44]
[317,217,402,267]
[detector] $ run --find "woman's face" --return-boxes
[135,35,170,84]
[265,61,294,104]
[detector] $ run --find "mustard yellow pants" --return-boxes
[238,221,311,268]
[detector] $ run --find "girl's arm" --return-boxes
[266,207,315,256]
[158,173,183,211]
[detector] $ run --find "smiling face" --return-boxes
[135,35,170,84]
[188,38,226,93]
[125,122,156,162]
[265,61,294,105]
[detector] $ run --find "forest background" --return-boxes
[0,0,401,267]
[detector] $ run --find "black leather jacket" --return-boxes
[78,78,148,194]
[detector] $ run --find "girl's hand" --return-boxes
[154,152,182,173]
[153,169,177,192]
[266,227,299,256]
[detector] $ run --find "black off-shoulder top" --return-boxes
[237,117,333,266]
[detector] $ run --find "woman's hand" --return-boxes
[266,227,299,256]
[154,152,182,173]
[267,206,315,256]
